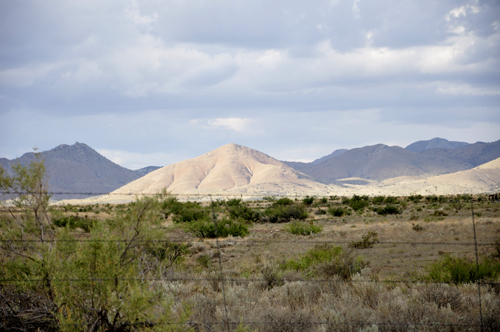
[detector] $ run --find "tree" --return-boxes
[1,154,190,331]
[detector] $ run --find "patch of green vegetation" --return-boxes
[373,205,401,215]
[186,218,250,238]
[52,215,96,232]
[328,206,351,217]
[263,203,308,223]
[285,221,322,235]
[425,255,500,284]
[279,244,368,280]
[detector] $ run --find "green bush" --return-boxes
[280,244,343,271]
[285,221,322,235]
[187,218,250,238]
[279,245,368,280]
[372,196,385,205]
[426,255,500,284]
[374,205,401,215]
[349,231,379,249]
[264,204,308,223]
[227,204,261,223]
[52,215,96,232]
[273,197,294,206]
[344,195,370,212]
[328,206,350,217]
[302,196,314,206]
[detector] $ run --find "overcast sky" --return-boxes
[1,0,499,169]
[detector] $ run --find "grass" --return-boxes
[285,221,322,235]
[3,193,500,331]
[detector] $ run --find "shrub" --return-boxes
[349,231,379,249]
[279,245,369,280]
[274,197,294,206]
[426,255,500,284]
[345,195,370,212]
[302,196,314,206]
[384,196,399,204]
[280,244,343,272]
[372,196,385,205]
[433,210,448,217]
[264,204,308,223]
[285,221,322,235]
[52,215,96,232]
[187,218,250,238]
[374,205,401,215]
[412,223,424,231]
[227,204,261,223]
[328,206,350,217]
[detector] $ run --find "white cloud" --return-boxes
[207,118,253,132]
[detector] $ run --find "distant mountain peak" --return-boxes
[405,138,469,153]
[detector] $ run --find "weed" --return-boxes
[425,255,500,284]
[412,223,424,231]
[349,231,379,249]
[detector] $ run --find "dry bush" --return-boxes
[417,283,462,310]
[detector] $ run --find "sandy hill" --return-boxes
[111,144,330,197]
[352,157,500,196]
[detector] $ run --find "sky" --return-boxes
[1,0,499,169]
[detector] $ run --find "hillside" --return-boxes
[284,140,500,184]
[0,143,159,199]
[405,137,470,152]
[111,143,331,197]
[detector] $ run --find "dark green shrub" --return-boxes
[412,223,424,231]
[264,204,308,223]
[285,221,322,235]
[408,194,423,203]
[228,204,261,223]
[384,196,399,204]
[226,198,242,207]
[344,195,370,212]
[374,205,401,215]
[302,196,314,206]
[52,215,96,232]
[327,207,350,217]
[426,255,500,284]
[433,210,448,217]
[274,197,294,206]
[372,196,385,205]
[187,218,250,238]
[349,231,379,249]
[145,242,190,267]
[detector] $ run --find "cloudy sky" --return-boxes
[1,0,499,169]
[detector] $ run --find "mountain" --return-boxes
[134,166,162,177]
[284,140,500,184]
[311,149,349,165]
[111,143,330,197]
[355,157,500,196]
[0,143,159,199]
[405,137,469,152]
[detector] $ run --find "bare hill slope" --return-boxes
[112,143,329,196]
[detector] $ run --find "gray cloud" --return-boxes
[0,0,499,167]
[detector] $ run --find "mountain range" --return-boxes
[0,143,160,199]
[1,138,499,202]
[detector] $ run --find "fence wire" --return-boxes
[1,192,498,331]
